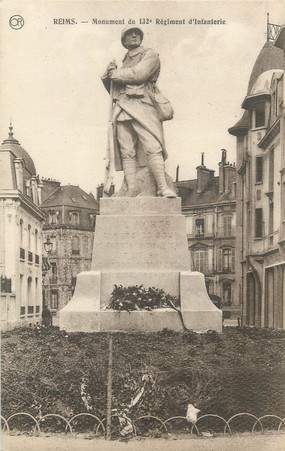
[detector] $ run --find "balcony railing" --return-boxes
[217,266,235,273]
[20,248,25,260]
[50,276,58,284]
[191,264,213,274]
[28,251,33,263]
[217,227,234,237]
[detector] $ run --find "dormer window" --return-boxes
[195,219,205,237]
[49,210,59,225]
[69,211,80,225]
[89,213,96,228]
[254,102,265,128]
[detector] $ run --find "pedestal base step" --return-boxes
[59,270,222,333]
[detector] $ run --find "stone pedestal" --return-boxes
[59,198,222,333]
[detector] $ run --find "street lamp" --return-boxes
[44,236,53,254]
[43,236,53,311]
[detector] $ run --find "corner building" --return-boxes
[0,127,45,330]
[229,29,285,328]
[175,152,238,321]
[41,181,99,316]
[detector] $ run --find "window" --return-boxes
[50,236,57,254]
[195,219,205,236]
[255,208,263,238]
[20,219,23,246]
[223,248,235,271]
[28,224,31,250]
[255,156,263,183]
[69,211,80,225]
[27,276,32,306]
[206,280,214,295]
[223,215,233,237]
[217,248,235,272]
[49,210,58,224]
[222,282,232,305]
[254,102,265,128]
[89,214,96,228]
[185,217,192,234]
[269,203,274,237]
[50,262,57,284]
[194,250,205,273]
[72,236,80,255]
[51,290,59,309]
[35,229,38,254]
[268,147,274,193]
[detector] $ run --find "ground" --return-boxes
[2,433,285,451]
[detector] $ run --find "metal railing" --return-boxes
[1,411,284,438]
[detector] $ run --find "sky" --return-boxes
[1,0,285,195]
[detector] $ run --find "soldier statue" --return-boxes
[102,26,177,198]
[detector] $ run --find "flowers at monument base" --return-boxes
[106,284,180,312]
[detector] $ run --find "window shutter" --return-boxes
[231,248,235,271]
[217,249,222,272]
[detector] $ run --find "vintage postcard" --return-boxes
[1,0,285,449]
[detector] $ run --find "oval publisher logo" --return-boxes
[9,15,24,30]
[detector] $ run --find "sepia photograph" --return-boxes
[1,0,285,450]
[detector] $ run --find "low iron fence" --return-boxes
[1,411,285,438]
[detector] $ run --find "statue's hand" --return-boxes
[107,61,117,73]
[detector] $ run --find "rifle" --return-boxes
[104,80,115,196]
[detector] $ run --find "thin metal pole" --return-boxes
[106,333,113,440]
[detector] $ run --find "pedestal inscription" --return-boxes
[60,197,222,333]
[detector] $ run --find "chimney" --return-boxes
[30,176,38,205]
[219,149,227,193]
[14,158,24,192]
[196,153,214,193]
[37,179,44,205]
[224,164,236,194]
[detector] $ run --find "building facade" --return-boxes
[229,30,285,328]
[175,151,239,320]
[0,126,45,330]
[41,181,99,315]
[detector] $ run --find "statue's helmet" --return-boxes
[121,26,144,48]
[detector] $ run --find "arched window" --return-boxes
[27,276,32,307]
[20,219,23,247]
[72,236,80,255]
[35,229,38,254]
[195,218,205,237]
[28,224,31,249]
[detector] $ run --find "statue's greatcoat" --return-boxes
[102,45,169,171]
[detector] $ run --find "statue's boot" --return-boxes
[148,153,177,198]
[122,159,138,197]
